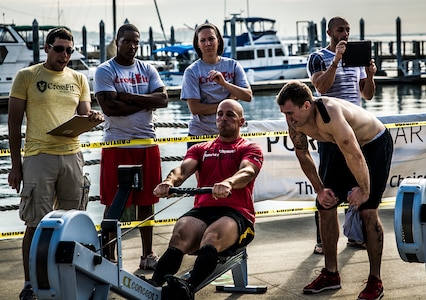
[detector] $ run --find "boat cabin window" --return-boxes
[20,34,46,50]
[67,59,88,71]
[0,28,17,65]
[0,46,6,65]
[275,48,285,57]
[0,28,18,43]
[14,26,59,50]
[236,50,255,60]
[268,49,273,57]
[257,49,265,58]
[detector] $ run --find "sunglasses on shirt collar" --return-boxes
[49,44,74,55]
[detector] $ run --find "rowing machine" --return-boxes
[394,178,426,263]
[29,165,162,300]
[29,165,265,299]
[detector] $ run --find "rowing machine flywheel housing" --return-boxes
[394,178,426,263]
[29,210,100,299]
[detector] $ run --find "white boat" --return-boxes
[152,44,196,87]
[152,17,308,87]
[0,24,96,97]
[222,17,308,82]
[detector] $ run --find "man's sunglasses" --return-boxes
[49,44,74,55]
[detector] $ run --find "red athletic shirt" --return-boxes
[185,137,263,223]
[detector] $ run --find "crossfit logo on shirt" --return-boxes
[198,71,235,84]
[115,74,148,84]
[37,81,47,92]
[37,81,76,92]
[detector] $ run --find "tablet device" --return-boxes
[47,115,103,137]
[342,41,372,67]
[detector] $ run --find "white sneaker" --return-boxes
[139,252,159,270]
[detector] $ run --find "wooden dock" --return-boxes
[372,40,426,76]
[1,75,425,106]
[164,75,426,99]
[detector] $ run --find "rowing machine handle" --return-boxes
[168,187,213,195]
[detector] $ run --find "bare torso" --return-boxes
[298,97,385,147]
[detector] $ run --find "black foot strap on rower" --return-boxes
[162,275,194,300]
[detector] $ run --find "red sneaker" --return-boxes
[358,275,384,300]
[303,268,341,294]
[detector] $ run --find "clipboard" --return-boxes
[47,115,103,137]
[342,41,372,67]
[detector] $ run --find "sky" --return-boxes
[1,0,425,43]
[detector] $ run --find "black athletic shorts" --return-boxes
[181,206,255,252]
[316,128,393,211]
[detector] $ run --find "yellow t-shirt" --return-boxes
[10,63,91,156]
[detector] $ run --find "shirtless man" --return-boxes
[276,80,393,300]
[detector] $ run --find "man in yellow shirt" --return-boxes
[7,27,103,300]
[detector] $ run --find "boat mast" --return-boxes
[57,0,63,26]
[113,0,117,37]
[246,0,250,17]
[153,0,168,45]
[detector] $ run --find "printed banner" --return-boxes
[247,113,426,204]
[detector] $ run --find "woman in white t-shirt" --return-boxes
[181,23,252,147]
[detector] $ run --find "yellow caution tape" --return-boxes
[384,121,426,129]
[0,149,11,156]
[79,131,289,149]
[0,230,26,239]
[1,120,425,156]
[0,199,395,240]
[0,131,290,155]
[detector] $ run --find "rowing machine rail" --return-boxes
[169,187,267,294]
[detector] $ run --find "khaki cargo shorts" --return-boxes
[19,152,87,227]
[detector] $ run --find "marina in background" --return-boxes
[143,17,426,83]
[1,16,426,102]
[0,23,96,98]
[152,17,308,87]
